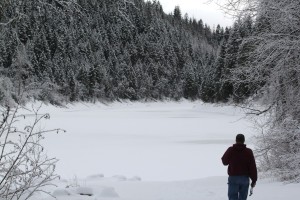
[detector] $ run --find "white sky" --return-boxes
[156,0,234,27]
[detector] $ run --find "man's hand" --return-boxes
[251,182,256,188]
[249,187,254,196]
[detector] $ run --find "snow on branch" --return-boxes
[0,102,65,199]
[213,0,259,18]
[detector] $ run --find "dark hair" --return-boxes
[236,134,245,143]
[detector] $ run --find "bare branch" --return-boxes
[0,102,63,199]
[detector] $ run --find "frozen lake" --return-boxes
[14,101,300,200]
[39,101,253,181]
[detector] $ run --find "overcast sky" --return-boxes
[156,0,234,27]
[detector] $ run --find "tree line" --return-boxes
[0,0,251,105]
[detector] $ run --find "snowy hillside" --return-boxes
[26,101,299,199]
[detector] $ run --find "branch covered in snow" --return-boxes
[221,0,300,182]
[0,103,64,199]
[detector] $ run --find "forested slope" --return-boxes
[0,0,231,104]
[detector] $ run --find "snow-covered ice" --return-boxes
[39,101,252,181]
[26,100,299,200]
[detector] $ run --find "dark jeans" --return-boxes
[228,176,250,200]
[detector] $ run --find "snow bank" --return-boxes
[36,176,300,200]
[76,186,93,196]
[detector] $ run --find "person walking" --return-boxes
[222,134,257,200]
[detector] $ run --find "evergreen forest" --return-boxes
[0,0,253,105]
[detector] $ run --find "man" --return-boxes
[222,134,257,200]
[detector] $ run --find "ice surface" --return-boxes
[38,101,252,181]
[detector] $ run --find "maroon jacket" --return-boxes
[222,143,257,184]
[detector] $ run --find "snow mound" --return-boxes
[87,174,105,180]
[52,189,70,196]
[97,187,119,198]
[76,186,93,196]
[112,175,127,181]
[128,176,142,181]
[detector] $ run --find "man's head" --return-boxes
[236,134,245,144]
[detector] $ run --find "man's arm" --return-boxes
[249,149,257,187]
[221,147,231,166]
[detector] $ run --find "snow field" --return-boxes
[39,175,300,200]
[39,101,251,181]
[22,100,300,200]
